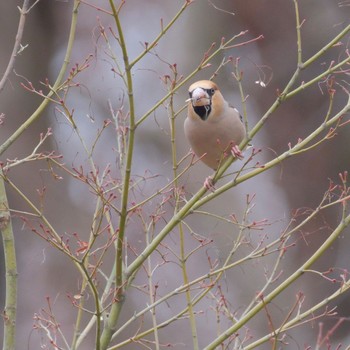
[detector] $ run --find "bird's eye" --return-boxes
[189,91,193,98]
[206,88,215,96]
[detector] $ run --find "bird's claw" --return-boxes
[204,176,216,191]
[231,144,244,160]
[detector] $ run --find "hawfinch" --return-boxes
[184,80,246,170]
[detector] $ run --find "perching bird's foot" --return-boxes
[204,176,216,191]
[231,144,244,160]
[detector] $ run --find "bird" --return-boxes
[184,80,246,170]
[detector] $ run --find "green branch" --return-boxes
[125,50,350,285]
[0,0,80,156]
[135,30,258,127]
[195,95,350,208]
[204,213,350,349]
[129,1,193,68]
[0,170,17,350]
[100,1,136,348]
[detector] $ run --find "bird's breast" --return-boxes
[184,114,245,169]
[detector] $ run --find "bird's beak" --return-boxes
[186,88,210,106]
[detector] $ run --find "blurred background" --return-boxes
[1,0,350,349]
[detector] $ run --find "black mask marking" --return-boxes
[193,105,211,121]
[189,88,215,121]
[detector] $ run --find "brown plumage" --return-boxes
[184,80,246,169]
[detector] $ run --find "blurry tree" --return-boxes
[1,1,350,350]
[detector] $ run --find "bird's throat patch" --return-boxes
[193,104,211,121]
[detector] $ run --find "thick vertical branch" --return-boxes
[0,171,17,350]
[100,1,136,348]
[293,0,303,66]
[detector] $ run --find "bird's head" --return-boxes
[186,80,224,121]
